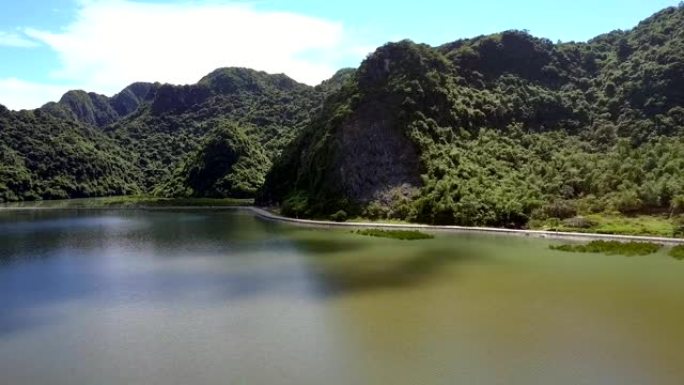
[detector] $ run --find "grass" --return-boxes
[0,196,253,209]
[550,240,662,256]
[352,229,434,240]
[669,245,684,260]
[347,216,412,225]
[534,213,679,237]
[102,196,253,207]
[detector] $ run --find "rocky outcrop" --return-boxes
[41,83,156,127]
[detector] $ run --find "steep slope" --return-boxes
[0,68,324,202]
[107,67,323,190]
[260,5,684,226]
[0,105,139,202]
[41,82,157,127]
[153,120,270,198]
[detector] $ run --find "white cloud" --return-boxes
[0,78,74,111]
[0,31,39,48]
[21,0,369,99]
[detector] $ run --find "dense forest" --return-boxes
[1,5,683,230]
[259,5,684,226]
[0,67,343,201]
[0,106,139,201]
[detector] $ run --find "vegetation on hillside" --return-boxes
[1,6,683,236]
[260,5,684,230]
[107,67,324,190]
[0,106,139,202]
[1,68,325,202]
[153,120,270,198]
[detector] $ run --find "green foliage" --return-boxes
[533,213,679,237]
[0,196,252,209]
[154,120,270,198]
[669,245,684,260]
[562,216,598,229]
[353,229,434,240]
[330,210,348,222]
[108,67,324,191]
[0,109,140,202]
[2,6,684,229]
[673,216,684,237]
[1,68,323,202]
[281,191,312,218]
[261,7,684,229]
[550,240,662,256]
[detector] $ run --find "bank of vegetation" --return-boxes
[550,240,662,256]
[1,6,683,238]
[353,229,435,240]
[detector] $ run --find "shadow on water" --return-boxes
[308,245,479,296]
[277,226,487,296]
[0,210,487,335]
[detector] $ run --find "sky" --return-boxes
[0,0,679,110]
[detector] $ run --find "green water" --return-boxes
[0,209,682,384]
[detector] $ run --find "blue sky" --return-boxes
[0,0,679,110]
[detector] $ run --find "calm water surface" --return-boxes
[0,209,683,385]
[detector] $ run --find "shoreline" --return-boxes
[2,204,683,245]
[247,207,684,245]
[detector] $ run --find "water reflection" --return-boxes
[0,210,481,338]
[0,210,683,385]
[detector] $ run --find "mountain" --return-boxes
[41,82,157,127]
[0,68,323,202]
[1,6,682,219]
[259,5,684,226]
[107,67,324,190]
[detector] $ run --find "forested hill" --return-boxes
[0,105,139,201]
[0,68,327,201]
[1,5,683,227]
[259,5,684,226]
[106,67,326,191]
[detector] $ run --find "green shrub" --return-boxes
[673,216,684,237]
[330,210,348,222]
[541,201,577,220]
[281,191,310,217]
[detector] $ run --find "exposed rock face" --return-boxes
[258,40,450,216]
[110,82,157,116]
[40,83,157,127]
[260,5,684,223]
[333,102,421,203]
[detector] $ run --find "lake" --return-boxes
[0,209,683,385]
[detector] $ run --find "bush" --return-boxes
[362,201,387,219]
[545,217,561,230]
[281,191,310,218]
[330,210,348,222]
[609,190,643,214]
[673,216,684,237]
[540,200,577,220]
